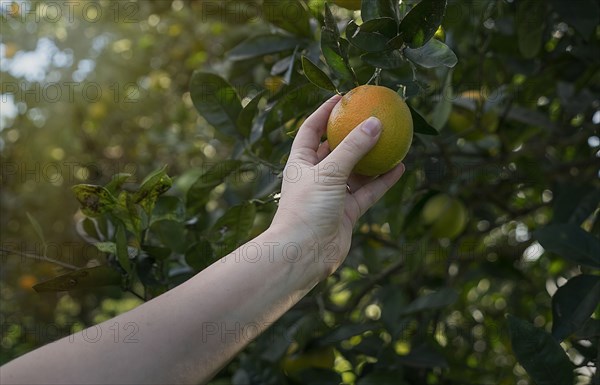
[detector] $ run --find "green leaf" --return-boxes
[77,217,101,241]
[263,0,312,38]
[149,220,185,253]
[94,242,117,254]
[271,55,295,76]
[356,334,389,356]
[402,190,439,232]
[185,240,214,271]
[209,202,257,257]
[574,318,600,340]
[321,29,355,85]
[385,35,405,50]
[115,223,132,273]
[550,0,599,39]
[142,245,171,261]
[517,0,546,59]
[431,69,453,130]
[105,173,131,194]
[362,0,400,23]
[189,71,242,136]
[551,183,594,224]
[321,3,343,86]
[397,343,449,368]
[191,160,244,191]
[361,49,405,69]
[282,47,299,85]
[227,34,303,61]
[136,255,159,286]
[507,315,574,385]
[316,323,378,346]
[287,368,341,384]
[26,212,45,246]
[358,17,398,36]
[399,287,458,315]
[186,160,243,213]
[261,332,294,363]
[323,3,339,39]
[346,20,391,52]
[72,184,117,217]
[404,38,457,68]
[533,224,600,269]
[408,105,439,135]
[237,90,266,137]
[399,0,447,48]
[378,286,408,333]
[285,313,327,351]
[133,165,172,214]
[552,274,600,341]
[94,241,138,258]
[592,214,600,239]
[211,201,257,242]
[358,372,407,385]
[33,266,121,293]
[568,189,600,226]
[116,191,142,237]
[151,196,184,225]
[263,83,324,133]
[301,56,337,91]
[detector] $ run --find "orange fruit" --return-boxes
[327,85,413,176]
[331,0,362,10]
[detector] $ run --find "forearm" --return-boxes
[0,226,323,385]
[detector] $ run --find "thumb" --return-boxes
[326,117,382,177]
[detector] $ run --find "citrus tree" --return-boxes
[4,0,599,384]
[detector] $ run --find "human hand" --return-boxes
[270,94,406,278]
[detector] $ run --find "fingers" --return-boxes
[346,173,375,194]
[326,117,382,177]
[346,163,406,223]
[290,94,342,164]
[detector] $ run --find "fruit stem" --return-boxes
[367,68,382,85]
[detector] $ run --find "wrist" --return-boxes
[258,224,331,285]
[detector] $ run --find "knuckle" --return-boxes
[363,188,378,204]
[342,135,364,154]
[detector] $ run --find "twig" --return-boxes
[0,247,79,270]
[367,68,382,85]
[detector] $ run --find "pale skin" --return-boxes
[0,95,405,385]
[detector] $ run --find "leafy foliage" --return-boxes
[507,315,575,385]
[2,0,599,384]
[399,0,447,48]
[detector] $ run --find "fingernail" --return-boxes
[361,117,381,137]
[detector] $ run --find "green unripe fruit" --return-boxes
[421,194,468,239]
[282,347,336,376]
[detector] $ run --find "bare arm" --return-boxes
[0,95,405,385]
[1,228,322,384]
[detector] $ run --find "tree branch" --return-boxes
[0,247,79,270]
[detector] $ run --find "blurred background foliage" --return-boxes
[1,0,599,384]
